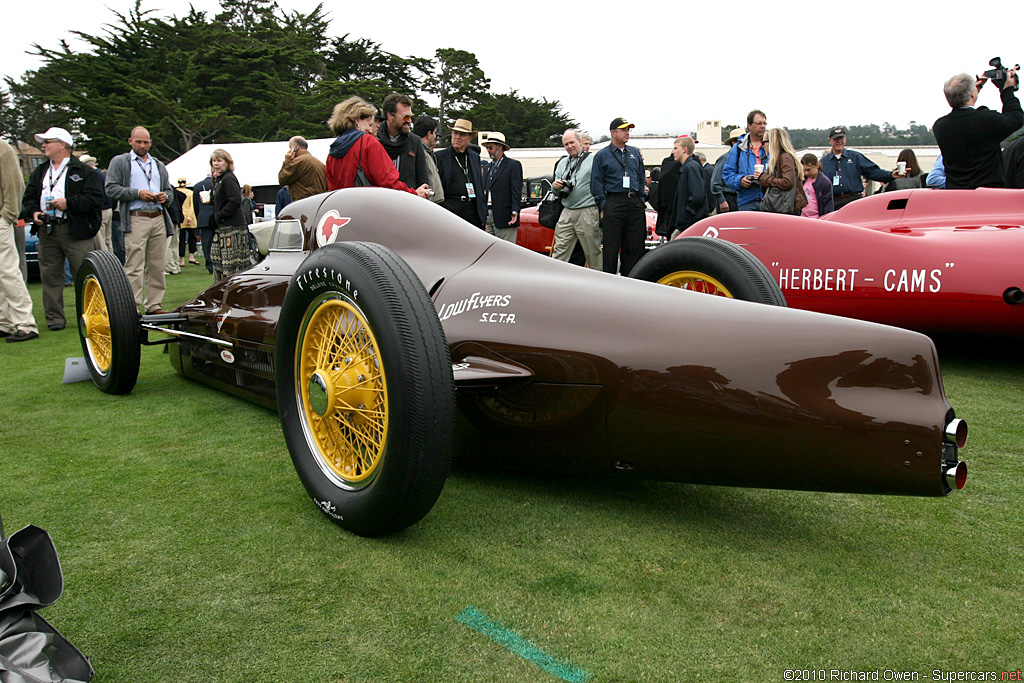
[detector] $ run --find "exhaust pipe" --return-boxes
[1004,287,1024,305]
[944,461,967,491]
[944,418,968,448]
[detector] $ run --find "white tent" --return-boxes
[164,138,337,188]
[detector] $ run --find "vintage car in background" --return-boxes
[23,221,38,277]
[516,175,660,257]
[631,188,1024,337]
[75,189,968,537]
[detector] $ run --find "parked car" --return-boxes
[632,188,1024,337]
[23,222,38,276]
[74,188,969,537]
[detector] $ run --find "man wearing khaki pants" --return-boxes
[0,138,38,342]
[105,126,176,314]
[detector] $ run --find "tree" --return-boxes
[465,90,576,147]
[425,48,490,127]
[10,1,333,163]
[722,124,742,144]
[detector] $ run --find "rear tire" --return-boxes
[630,236,786,306]
[75,250,141,394]
[275,242,455,537]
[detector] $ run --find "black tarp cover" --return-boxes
[0,516,93,683]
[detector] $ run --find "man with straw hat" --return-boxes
[482,131,522,243]
[435,118,486,228]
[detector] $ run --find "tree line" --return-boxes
[0,0,577,164]
[719,122,936,148]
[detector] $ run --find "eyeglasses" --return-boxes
[392,114,413,122]
[41,139,62,144]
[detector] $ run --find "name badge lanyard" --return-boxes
[833,154,842,188]
[135,157,159,204]
[612,146,631,190]
[44,162,68,215]
[455,153,476,199]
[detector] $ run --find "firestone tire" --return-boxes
[629,236,787,306]
[275,242,455,537]
[75,250,141,394]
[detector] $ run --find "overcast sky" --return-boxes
[4,0,1020,142]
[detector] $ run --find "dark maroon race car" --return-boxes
[75,189,968,537]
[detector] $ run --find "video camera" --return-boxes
[982,57,1019,91]
[30,212,57,236]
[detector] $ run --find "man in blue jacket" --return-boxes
[723,110,768,211]
[590,117,647,275]
[819,126,898,210]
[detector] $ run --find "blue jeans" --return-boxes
[738,200,761,211]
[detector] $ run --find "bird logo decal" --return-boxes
[316,210,352,248]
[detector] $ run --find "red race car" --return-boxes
[631,188,1024,337]
[516,205,660,256]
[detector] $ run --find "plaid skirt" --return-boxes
[211,224,251,281]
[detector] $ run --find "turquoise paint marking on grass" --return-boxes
[455,606,591,683]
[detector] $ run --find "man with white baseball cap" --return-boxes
[19,126,103,331]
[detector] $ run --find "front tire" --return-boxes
[275,242,455,537]
[629,236,786,306]
[75,250,141,394]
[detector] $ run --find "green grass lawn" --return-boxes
[1,263,1021,682]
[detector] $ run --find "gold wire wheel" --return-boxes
[81,276,113,374]
[298,296,388,488]
[656,270,735,298]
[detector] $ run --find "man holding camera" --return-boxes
[278,136,326,202]
[20,127,103,331]
[550,130,600,269]
[933,66,1022,190]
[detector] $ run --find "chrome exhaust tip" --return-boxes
[944,461,967,491]
[1004,287,1024,305]
[944,418,968,448]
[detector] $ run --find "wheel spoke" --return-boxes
[299,297,388,487]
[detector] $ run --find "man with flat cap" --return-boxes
[436,118,486,228]
[482,132,523,243]
[590,117,647,275]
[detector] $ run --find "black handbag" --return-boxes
[352,141,370,188]
[538,191,563,228]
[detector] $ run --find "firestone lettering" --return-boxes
[438,292,512,321]
[294,269,357,298]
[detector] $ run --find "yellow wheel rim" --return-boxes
[657,271,735,298]
[297,296,388,488]
[81,276,112,374]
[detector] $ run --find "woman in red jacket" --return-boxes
[325,97,431,197]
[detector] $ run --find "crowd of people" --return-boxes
[1,67,1020,341]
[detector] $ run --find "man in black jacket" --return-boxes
[377,93,429,191]
[20,127,102,331]
[654,151,680,239]
[436,119,487,228]
[670,137,709,238]
[934,69,1022,189]
[482,132,523,243]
